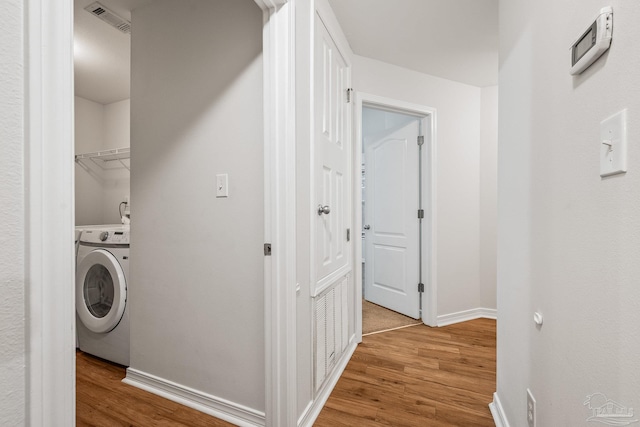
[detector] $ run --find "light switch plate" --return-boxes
[600,109,627,177]
[216,173,228,197]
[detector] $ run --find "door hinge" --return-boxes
[417,135,424,146]
[346,88,353,103]
[264,243,272,256]
[346,228,351,242]
[418,283,425,293]
[418,209,424,219]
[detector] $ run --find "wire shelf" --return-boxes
[75,147,130,171]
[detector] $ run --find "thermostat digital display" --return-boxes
[570,7,613,75]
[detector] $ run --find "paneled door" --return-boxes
[363,117,421,319]
[313,12,351,295]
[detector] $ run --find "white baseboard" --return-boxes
[489,392,510,427]
[298,340,358,427]
[123,368,265,427]
[437,307,497,327]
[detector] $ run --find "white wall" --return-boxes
[0,0,25,424]
[480,86,498,309]
[497,1,640,425]
[102,99,130,224]
[362,107,417,140]
[353,55,486,317]
[104,99,130,149]
[74,97,130,225]
[130,0,265,414]
[75,96,105,225]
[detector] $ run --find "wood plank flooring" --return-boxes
[314,318,496,427]
[77,318,495,426]
[76,351,234,426]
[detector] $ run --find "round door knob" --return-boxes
[317,205,331,216]
[363,225,370,230]
[99,231,109,242]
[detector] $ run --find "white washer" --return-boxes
[76,225,130,366]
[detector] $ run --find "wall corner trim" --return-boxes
[437,307,497,327]
[123,368,266,427]
[489,392,511,427]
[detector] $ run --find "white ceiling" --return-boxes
[75,0,499,105]
[74,0,153,104]
[327,0,499,87]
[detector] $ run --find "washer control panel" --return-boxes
[80,227,130,245]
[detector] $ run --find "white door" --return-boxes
[314,13,351,294]
[363,117,421,319]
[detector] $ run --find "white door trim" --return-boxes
[25,0,76,424]
[255,1,298,426]
[253,0,288,10]
[354,93,439,342]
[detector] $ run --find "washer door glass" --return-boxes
[84,264,115,318]
[76,249,126,333]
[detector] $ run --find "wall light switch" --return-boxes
[600,109,627,177]
[216,174,228,197]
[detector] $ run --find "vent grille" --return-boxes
[85,2,131,34]
[314,276,350,392]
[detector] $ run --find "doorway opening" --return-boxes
[354,95,437,340]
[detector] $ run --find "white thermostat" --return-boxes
[570,7,613,75]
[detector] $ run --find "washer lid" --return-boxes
[76,249,126,333]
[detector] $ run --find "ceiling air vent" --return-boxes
[84,2,131,34]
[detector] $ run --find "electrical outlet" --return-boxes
[527,388,536,427]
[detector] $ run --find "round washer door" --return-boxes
[76,249,127,333]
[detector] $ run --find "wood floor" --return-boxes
[77,318,495,426]
[76,351,234,426]
[315,319,496,427]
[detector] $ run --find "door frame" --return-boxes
[28,0,295,425]
[354,93,438,341]
[257,1,298,426]
[25,0,76,424]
